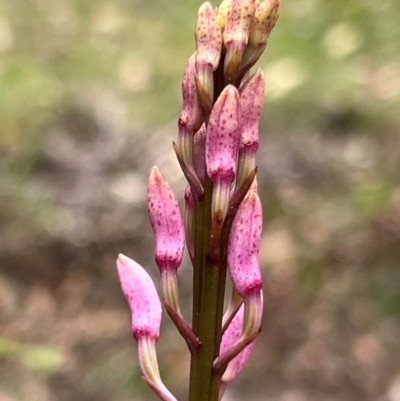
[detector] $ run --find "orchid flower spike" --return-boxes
[148,166,185,314]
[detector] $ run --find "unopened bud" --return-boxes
[206,85,241,220]
[178,54,205,167]
[195,2,222,106]
[148,167,185,313]
[236,69,265,187]
[223,0,256,84]
[116,254,161,340]
[241,0,280,69]
[148,167,185,271]
[227,190,263,297]
[216,0,232,32]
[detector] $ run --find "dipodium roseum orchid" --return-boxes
[115,1,281,400]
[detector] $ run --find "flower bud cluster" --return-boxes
[115,1,280,400]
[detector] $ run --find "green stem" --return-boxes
[189,50,227,401]
[189,195,204,401]
[189,176,213,401]
[192,197,204,335]
[208,215,232,401]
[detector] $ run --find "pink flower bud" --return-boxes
[224,0,256,79]
[206,85,241,183]
[237,70,265,187]
[220,305,255,383]
[195,2,222,103]
[116,254,162,340]
[249,0,280,47]
[239,69,264,152]
[241,0,280,69]
[227,190,263,297]
[178,54,204,148]
[147,167,185,271]
[206,85,241,220]
[216,0,232,32]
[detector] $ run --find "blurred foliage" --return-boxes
[0,336,63,372]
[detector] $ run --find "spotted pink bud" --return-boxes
[178,54,204,154]
[216,0,232,32]
[227,190,263,297]
[195,2,222,72]
[241,0,280,69]
[206,85,241,219]
[248,0,280,47]
[206,85,241,183]
[147,167,185,271]
[220,305,255,383]
[195,2,222,104]
[239,69,264,152]
[237,69,265,187]
[116,254,162,340]
[223,0,256,81]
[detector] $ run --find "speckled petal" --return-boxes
[195,2,222,72]
[179,53,204,134]
[217,0,233,32]
[227,190,263,296]
[206,85,241,183]
[116,254,162,340]
[147,167,185,270]
[224,0,256,53]
[239,69,264,150]
[248,0,280,47]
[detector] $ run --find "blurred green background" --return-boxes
[1,0,400,400]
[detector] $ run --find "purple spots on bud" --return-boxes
[195,2,222,103]
[239,69,264,152]
[195,2,222,73]
[249,0,280,47]
[241,0,281,69]
[217,0,232,32]
[227,190,263,297]
[116,254,162,341]
[224,0,256,54]
[206,85,241,184]
[179,54,204,136]
[147,167,185,271]
[236,70,264,186]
